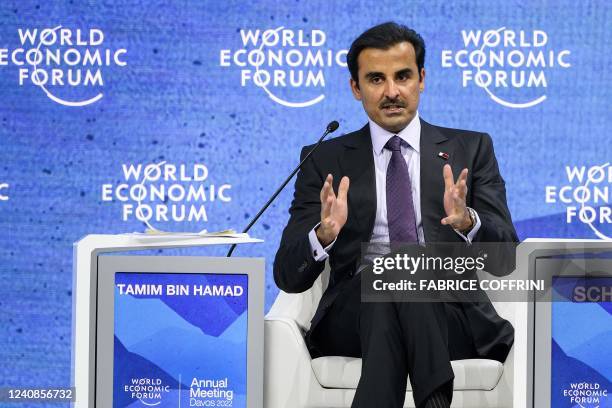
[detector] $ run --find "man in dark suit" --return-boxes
[274,22,517,408]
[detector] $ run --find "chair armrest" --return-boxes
[265,315,308,346]
[267,262,330,331]
[264,316,323,408]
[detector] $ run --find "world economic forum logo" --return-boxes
[0,26,127,107]
[545,163,611,240]
[562,382,608,408]
[101,161,232,231]
[123,377,171,406]
[219,27,347,108]
[441,27,571,109]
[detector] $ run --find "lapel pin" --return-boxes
[438,152,449,160]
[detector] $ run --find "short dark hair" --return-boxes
[347,22,426,84]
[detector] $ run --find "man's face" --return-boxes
[350,42,425,133]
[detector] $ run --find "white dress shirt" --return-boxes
[308,112,481,262]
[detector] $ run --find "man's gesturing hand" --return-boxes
[441,164,473,231]
[316,174,350,246]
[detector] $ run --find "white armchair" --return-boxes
[264,266,526,408]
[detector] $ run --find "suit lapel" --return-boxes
[339,125,377,242]
[419,119,450,243]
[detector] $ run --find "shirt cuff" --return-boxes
[308,222,336,261]
[453,207,481,244]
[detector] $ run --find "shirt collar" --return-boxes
[369,111,421,156]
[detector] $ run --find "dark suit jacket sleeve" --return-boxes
[462,133,517,361]
[273,145,327,293]
[470,133,518,243]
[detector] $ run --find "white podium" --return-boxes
[515,238,610,408]
[72,233,263,408]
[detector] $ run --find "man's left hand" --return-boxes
[441,164,472,231]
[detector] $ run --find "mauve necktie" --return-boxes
[385,135,418,243]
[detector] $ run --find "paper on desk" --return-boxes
[124,229,250,240]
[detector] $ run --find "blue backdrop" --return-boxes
[0,0,610,403]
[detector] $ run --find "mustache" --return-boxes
[379,99,406,109]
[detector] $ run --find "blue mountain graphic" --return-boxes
[158,274,248,335]
[218,311,247,344]
[126,326,247,394]
[567,330,612,381]
[115,284,244,346]
[115,289,203,349]
[600,302,612,316]
[552,299,612,351]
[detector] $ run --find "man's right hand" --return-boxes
[316,174,350,246]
